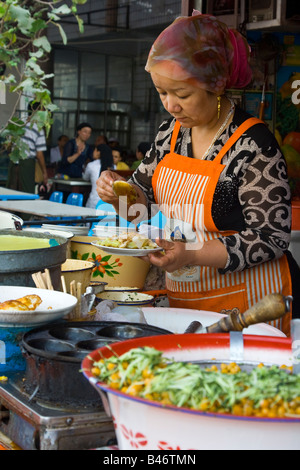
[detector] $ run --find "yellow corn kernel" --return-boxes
[107,362,116,370]
[110,372,120,382]
[232,404,243,415]
[144,393,154,400]
[161,397,172,405]
[277,405,286,417]
[260,399,271,409]
[109,382,120,389]
[199,399,210,411]
[142,368,152,378]
[91,367,100,376]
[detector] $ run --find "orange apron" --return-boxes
[152,118,292,336]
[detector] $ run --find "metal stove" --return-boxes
[0,372,116,450]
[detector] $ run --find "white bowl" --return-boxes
[0,286,77,326]
[82,334,299,450]
[96,291,154,306]
[142,307,286,337]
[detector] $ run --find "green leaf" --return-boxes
[31,19,46,34]
[81,253,90,260]
[55,22,67,45]
[101,255,112,262]
[33,36,51,53]
[76,15,84,34]
[9,5,34,36]
[52,5,72,15]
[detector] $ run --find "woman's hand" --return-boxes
[145,237,228,272]
[145,238,195,273]
[96,170,125,204]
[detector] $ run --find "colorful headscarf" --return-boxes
[145,11,252,95]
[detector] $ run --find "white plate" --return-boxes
[0,286,77,327]
[142,307,286,337]
[42,224,89,235]
[91,241,163,257]
[93,226,137,238]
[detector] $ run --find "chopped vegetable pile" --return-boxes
[91,346,300,418]
[97,232,158,250]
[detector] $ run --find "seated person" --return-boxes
[112,147,130,170]
[131,141,151,170]
[50,135,69,165]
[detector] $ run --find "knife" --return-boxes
[191,294,292,334]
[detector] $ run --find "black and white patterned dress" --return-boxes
[130,106,300,314]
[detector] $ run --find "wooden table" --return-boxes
[0,199,116,226]
[0,187,39,200]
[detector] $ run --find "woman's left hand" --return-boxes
[144,238,194,273]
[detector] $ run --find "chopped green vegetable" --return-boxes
[91,347,300,418]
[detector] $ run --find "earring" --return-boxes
[217,96,221,120]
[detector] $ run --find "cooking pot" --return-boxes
[21,321,171,408]
[82,333,300,450]
[0,228,68,289]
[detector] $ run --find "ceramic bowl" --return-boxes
[70,236,150,289]
[61,259,95,293]
[96,291,154,306]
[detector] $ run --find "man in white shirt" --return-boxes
[7,102,48,194]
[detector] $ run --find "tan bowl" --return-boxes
[61,259,95,293]
[70,236,150,289]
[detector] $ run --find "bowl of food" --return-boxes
[96,290,154,307]
[70,236,150,289]
[82,333,300,450]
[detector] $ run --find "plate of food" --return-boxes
[0,286,77,326]
[92,232,163,257]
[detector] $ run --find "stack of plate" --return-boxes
[23,227,74,239]
[93,225,136,238]
[42,224,89,236]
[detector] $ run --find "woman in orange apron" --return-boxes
[97,13,299,336]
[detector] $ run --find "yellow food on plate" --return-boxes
[112,181,137,204]
[98,232,158,250]
[0,294,42,311]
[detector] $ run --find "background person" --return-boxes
[7,101,48,194]
[58,122,93,178]
[82,143,113,208]
[131,141,151,170]
[112,147,130,170]
[50,134,69,165]
[97,12,300,336]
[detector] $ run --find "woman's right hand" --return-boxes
[96,170,124,204]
